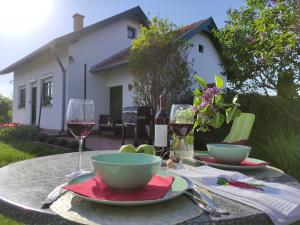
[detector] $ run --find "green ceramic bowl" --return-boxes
[91,153,161,191]
[207,143,251,164]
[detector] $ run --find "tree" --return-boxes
[214,0,300,99]
[0,94,12,123]
[128,17,192,113]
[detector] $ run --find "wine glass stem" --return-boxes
[179,138,186,166]
[77,138,84,171]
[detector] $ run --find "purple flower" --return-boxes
[200,86,219,108]
[200,99,209,108]
[206,86,220,96]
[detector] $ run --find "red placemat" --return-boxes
[195,156,269,166]
[64,175,174,201]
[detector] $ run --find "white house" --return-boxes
[0,6,224,131]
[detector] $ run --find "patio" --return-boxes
[66,134,134,151]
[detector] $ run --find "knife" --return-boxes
[40,182,68,209]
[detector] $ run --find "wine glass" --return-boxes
[170,104,194,166]
[66,99,95,178]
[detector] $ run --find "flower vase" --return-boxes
[172,133,194,160]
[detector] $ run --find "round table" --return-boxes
[0,150,299,225]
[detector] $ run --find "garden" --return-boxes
[0,0,299,224]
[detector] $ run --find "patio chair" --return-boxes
[98,114,121,137]
[222,113,255,145]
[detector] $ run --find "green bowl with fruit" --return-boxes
[91,152,161,191]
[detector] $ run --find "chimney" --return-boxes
[72,13,84,31]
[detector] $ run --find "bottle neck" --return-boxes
[159,106,166,113]
[159,95,166,112]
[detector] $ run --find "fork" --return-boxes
[40,182,68,209]
[41,170,90,209]
[183,177,229,215]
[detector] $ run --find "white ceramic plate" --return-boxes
[195,151,268,171]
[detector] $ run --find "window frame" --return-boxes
[198,44,204,53]
[18,86,26,109]
[127,26,136,39]
[42,78,53,107]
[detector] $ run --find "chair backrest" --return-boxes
[223,113,255,143]
[99,114,110,124]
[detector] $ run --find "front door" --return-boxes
[110,86,123,123]
[31,87,37,125]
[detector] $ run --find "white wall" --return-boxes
[12,44,68,130]
[68,18,141,126]
[105,66,134,108]
[187,32,226,90]
[11,18,225,130]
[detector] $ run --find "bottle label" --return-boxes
[154,125,168,147]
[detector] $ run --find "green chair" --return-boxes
[223,113,255,144]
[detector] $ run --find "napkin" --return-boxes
[195,156,269,166]
[173,166,300,225]
[64,175,174,201]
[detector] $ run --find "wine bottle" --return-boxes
[154,95,170,159]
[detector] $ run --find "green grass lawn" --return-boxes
[0,137,73,224]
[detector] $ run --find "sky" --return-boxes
[0,0,246,98]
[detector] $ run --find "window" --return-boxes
[199,44,204,53]
[42,79,53,106]
[127,26,136,39]
[18,86,26,108]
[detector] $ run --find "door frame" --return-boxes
[30,82,37,125]
[109,85,123,123]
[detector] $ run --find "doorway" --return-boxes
[31,86,37,125]
[109,86,123,123]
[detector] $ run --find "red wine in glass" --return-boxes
[66,99,95,178]
[67,122,95,138]
[170,123,193,139]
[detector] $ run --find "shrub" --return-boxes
[55,138,69,147]
[66,140,79,149]
[254,132,300,181]
[227,94,300,180]
[45,136,58,144]
[34,134,48,142]
[0,126,38,141]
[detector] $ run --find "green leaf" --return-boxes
[193,120,199,130]
[215,95,224,106]
[194,76,207,89]
[215,75,224,88]
[193,89,201,97]
[207,112,225,128]
[232,95,238,104]
[193,97,201,106]
[225,107,242,124]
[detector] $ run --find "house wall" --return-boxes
[105,66,134,108]
[68,18,141,127]
[12,45,68,130]
[10,15,225,131]
[187,32,226,90]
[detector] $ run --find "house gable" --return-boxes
[0,6,148,75]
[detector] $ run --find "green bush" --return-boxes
[55,138,69,147]
[0,95,12,123]
[66,140,79,149]
[231,94,300,180]
[0,126,38,141]
[254,132,300,181]
[34,134,48,142]
[194,94,300,180]
[45,136,58,144]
